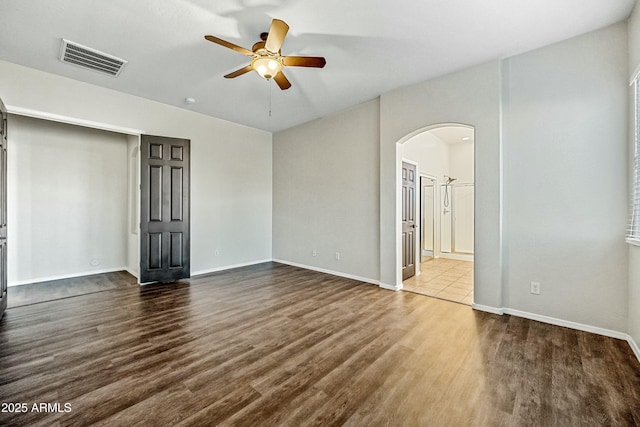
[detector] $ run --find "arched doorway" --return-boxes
[398,123,475,305]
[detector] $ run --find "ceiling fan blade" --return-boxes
[204,35,253,56]
[282,56,326,68]
[224,65,253,78]
[265,19,289,53]
[274,71,291,90]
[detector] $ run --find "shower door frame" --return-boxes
[451,182,475,255]
[440,182,475,260]
[420,174,437,262]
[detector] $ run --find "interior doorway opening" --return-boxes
[400,123,475,305]
[6,113,142,307]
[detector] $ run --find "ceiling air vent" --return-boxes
[60,39,127,77]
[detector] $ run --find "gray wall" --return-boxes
[628,3,640,351]
[0,60,273,278]
[273,99,380,282]
[274,22,632,335]
[503,23,629,331]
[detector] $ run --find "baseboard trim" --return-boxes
[471,304,639,362]
[439,253,474,262]
[379,282,402,291]
[272,259,379,286]
[474,305,640,363]
[472,303,629,340]
[504,308,629,341]
[471,303,505,315]
[628,335,640,363]
[125,268,139,280]
[8,267,127,287]
[191,259,273,277]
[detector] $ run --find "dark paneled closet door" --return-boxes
[0,99,7,318]
[140,135,190,284]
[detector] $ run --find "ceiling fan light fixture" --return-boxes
[251,57,282,80]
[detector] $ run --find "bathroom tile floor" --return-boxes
[402,258,473,305]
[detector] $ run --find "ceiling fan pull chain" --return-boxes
[269,78,272,117]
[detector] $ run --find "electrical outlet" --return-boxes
[335,252,341,260]
[530,281,540,295]
[312,250,317,257]
[214,250,220,257]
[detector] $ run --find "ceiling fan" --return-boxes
[204,19,326,90]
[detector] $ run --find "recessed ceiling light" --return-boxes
[185,97,196,105]
[461,136,470,141]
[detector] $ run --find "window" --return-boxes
[628,75,640,245]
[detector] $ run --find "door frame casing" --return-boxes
[0,98,7,318]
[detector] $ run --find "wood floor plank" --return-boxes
[1,262,640,426]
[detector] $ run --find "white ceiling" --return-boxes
[429,126,474,145]
[0,0,634,132]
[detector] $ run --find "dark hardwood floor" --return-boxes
[0,262,639,426]
[7,271,138,308]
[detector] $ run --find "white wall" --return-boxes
[453,185,474,253]
[272,99,380,282]
[402,132,450,180]
[402,133,474,185]
[450,141,475,184]
[503,23,629,331]
[0,60,273,278]
[8,114,129,284]
[628,1,640,352]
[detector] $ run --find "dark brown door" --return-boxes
[0,99,7,317]
[140,135,190,283]
[402,162,416,280]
